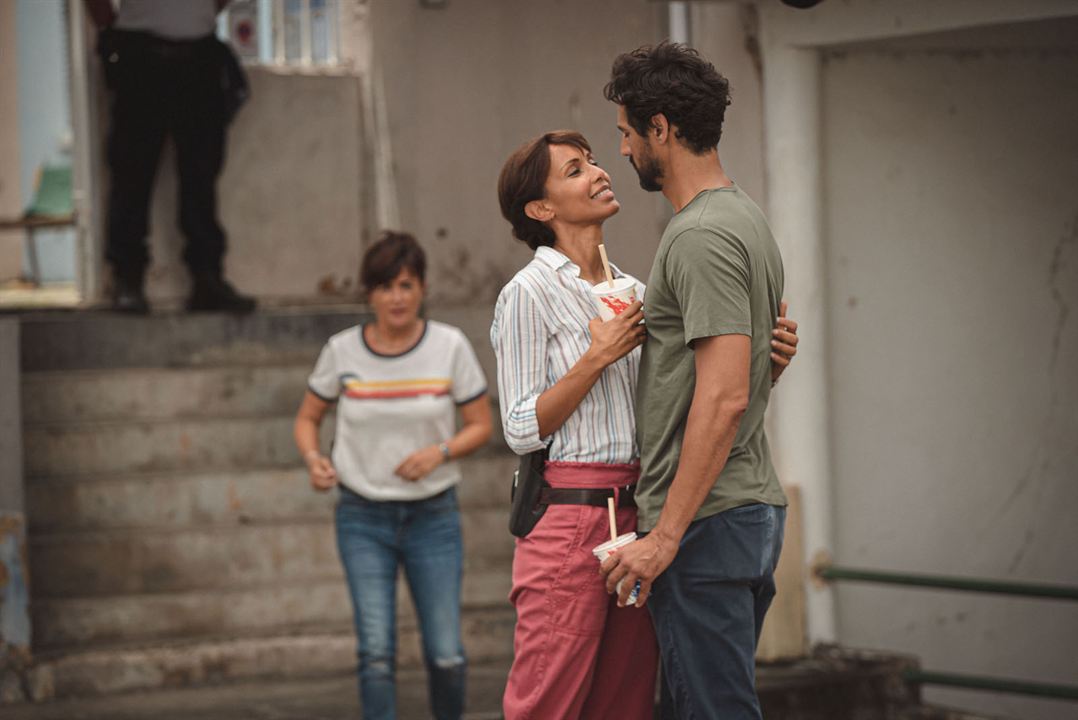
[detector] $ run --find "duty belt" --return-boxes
[539,484,637,509]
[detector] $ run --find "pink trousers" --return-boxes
[502,462,659,720]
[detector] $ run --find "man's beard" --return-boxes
[630,152,663,192]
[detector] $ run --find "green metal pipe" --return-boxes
[817,565,1078,601]
[905,670,1078,701]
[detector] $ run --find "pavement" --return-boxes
[4,666,509,720]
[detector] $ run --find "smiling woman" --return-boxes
[293,230,493,720]
[497,130,620,251]
[492,132,656,720]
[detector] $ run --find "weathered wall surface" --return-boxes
[368,0,671,303]
[134,0,677,306]
[689,2,766,208]
[142,69,365,304]
[1,317,31,694]
[0,318,23,516]
[822,23,1078,720]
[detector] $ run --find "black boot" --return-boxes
[110,269,149,314]
[186,273,257,314]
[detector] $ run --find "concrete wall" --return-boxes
[0,317,31,666]
[0,319,23,515]
[822,21,1078,720]
[368,0,670,303]
[130,0,673,305]
[689,2,765,208]
[142,68,365,304]
[75,0,682,305]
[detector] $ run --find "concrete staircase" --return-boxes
[18,306,516,699]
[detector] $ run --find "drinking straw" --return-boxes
[598,244,615,288]
[607,497,617,542]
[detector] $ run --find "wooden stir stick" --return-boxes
[598,243,615,288]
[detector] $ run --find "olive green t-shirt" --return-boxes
[635,185,787,532]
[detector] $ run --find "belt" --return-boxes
[540,484,636,509]
[111,29,217,61]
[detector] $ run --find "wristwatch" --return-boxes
[438,442,451,460]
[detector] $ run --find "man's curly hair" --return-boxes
[604,42,731,155]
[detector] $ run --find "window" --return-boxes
[218,0,342,67]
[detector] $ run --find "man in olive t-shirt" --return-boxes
[634,186,787,530]
[601,43,790,720]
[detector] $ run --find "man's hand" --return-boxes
[305,452,338,491]
[770,301,799,384]
[394,445,444,482]
[599,531,679,608]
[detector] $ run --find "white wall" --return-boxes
[368,0,670,304]
[822,21,1078,720]
[134,0,672,305]
[689,3,765,208]
[142,69,365,304]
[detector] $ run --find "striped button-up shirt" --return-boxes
[490,245,645,464]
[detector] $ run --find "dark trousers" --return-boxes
[650,503,786,720]
[104,30,228,280]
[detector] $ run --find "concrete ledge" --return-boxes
[17,307,369,372]
[33,567,512,649]
[759,645,921,718]
[26,607,516,701]
[25,455,516,532]
[29,507,513,598]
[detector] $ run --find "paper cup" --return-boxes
[593,531,641,605]
[590,277,638,321]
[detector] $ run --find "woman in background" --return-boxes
[294,231,493,720]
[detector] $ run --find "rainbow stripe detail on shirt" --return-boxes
[342,376,452,400]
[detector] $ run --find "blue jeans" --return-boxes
[335,485,466,720]
[650,503,786,720]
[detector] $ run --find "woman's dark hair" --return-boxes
[604,41,731,154]
[360,231,426,293]
[498,130,592,251]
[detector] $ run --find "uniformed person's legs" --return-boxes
[172,43,254,313]
[104,35,167,312]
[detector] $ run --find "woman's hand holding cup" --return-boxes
[586,299,646,368]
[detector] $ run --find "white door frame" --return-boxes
[66,0,103,305]
[756,0,1078,646]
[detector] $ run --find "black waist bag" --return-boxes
[508,447,549,538]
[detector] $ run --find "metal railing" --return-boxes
[814,558,1078,702]
[816,564,1078,602]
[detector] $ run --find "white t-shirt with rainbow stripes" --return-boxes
[308,320,487,501]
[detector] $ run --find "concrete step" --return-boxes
[16,305,500,382]
[29,508,513,599]
[21,365,312,426]
[8,647,991,718]
[18,306,369,373]
[25,455,518,532]
[24,408,508,480]
[23,415,328,480]
[27,608,516,700]
[22,366,503,426]
[32,567,513,649]
[2,664,512,718]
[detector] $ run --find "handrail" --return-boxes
[814,561,1078,602]
[905,670,1078,701]
[815,558,1078,702]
